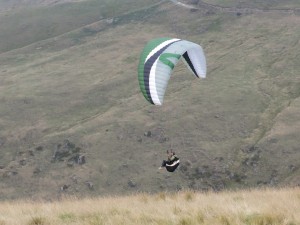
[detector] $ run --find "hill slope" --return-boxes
[0,0,299,200]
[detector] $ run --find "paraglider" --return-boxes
[138,38,207,173]
[138,38,206,105]
[159,149,180,172]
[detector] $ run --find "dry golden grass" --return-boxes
[0,187,299,225]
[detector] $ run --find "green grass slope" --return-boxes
[201,0,300,9]
[0,0,299,200]
[0,0,161,53]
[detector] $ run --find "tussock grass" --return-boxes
[0,188,299,225]
[27,216,47,225]
[241,213,285,225]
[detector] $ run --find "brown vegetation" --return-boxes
[0,187,299,225]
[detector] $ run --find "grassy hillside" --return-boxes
[201,0,300,9]
[0,0,161,53]
[0,0,299,200]
[0,187,299,225]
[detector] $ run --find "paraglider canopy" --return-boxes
[138,38,206,105]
